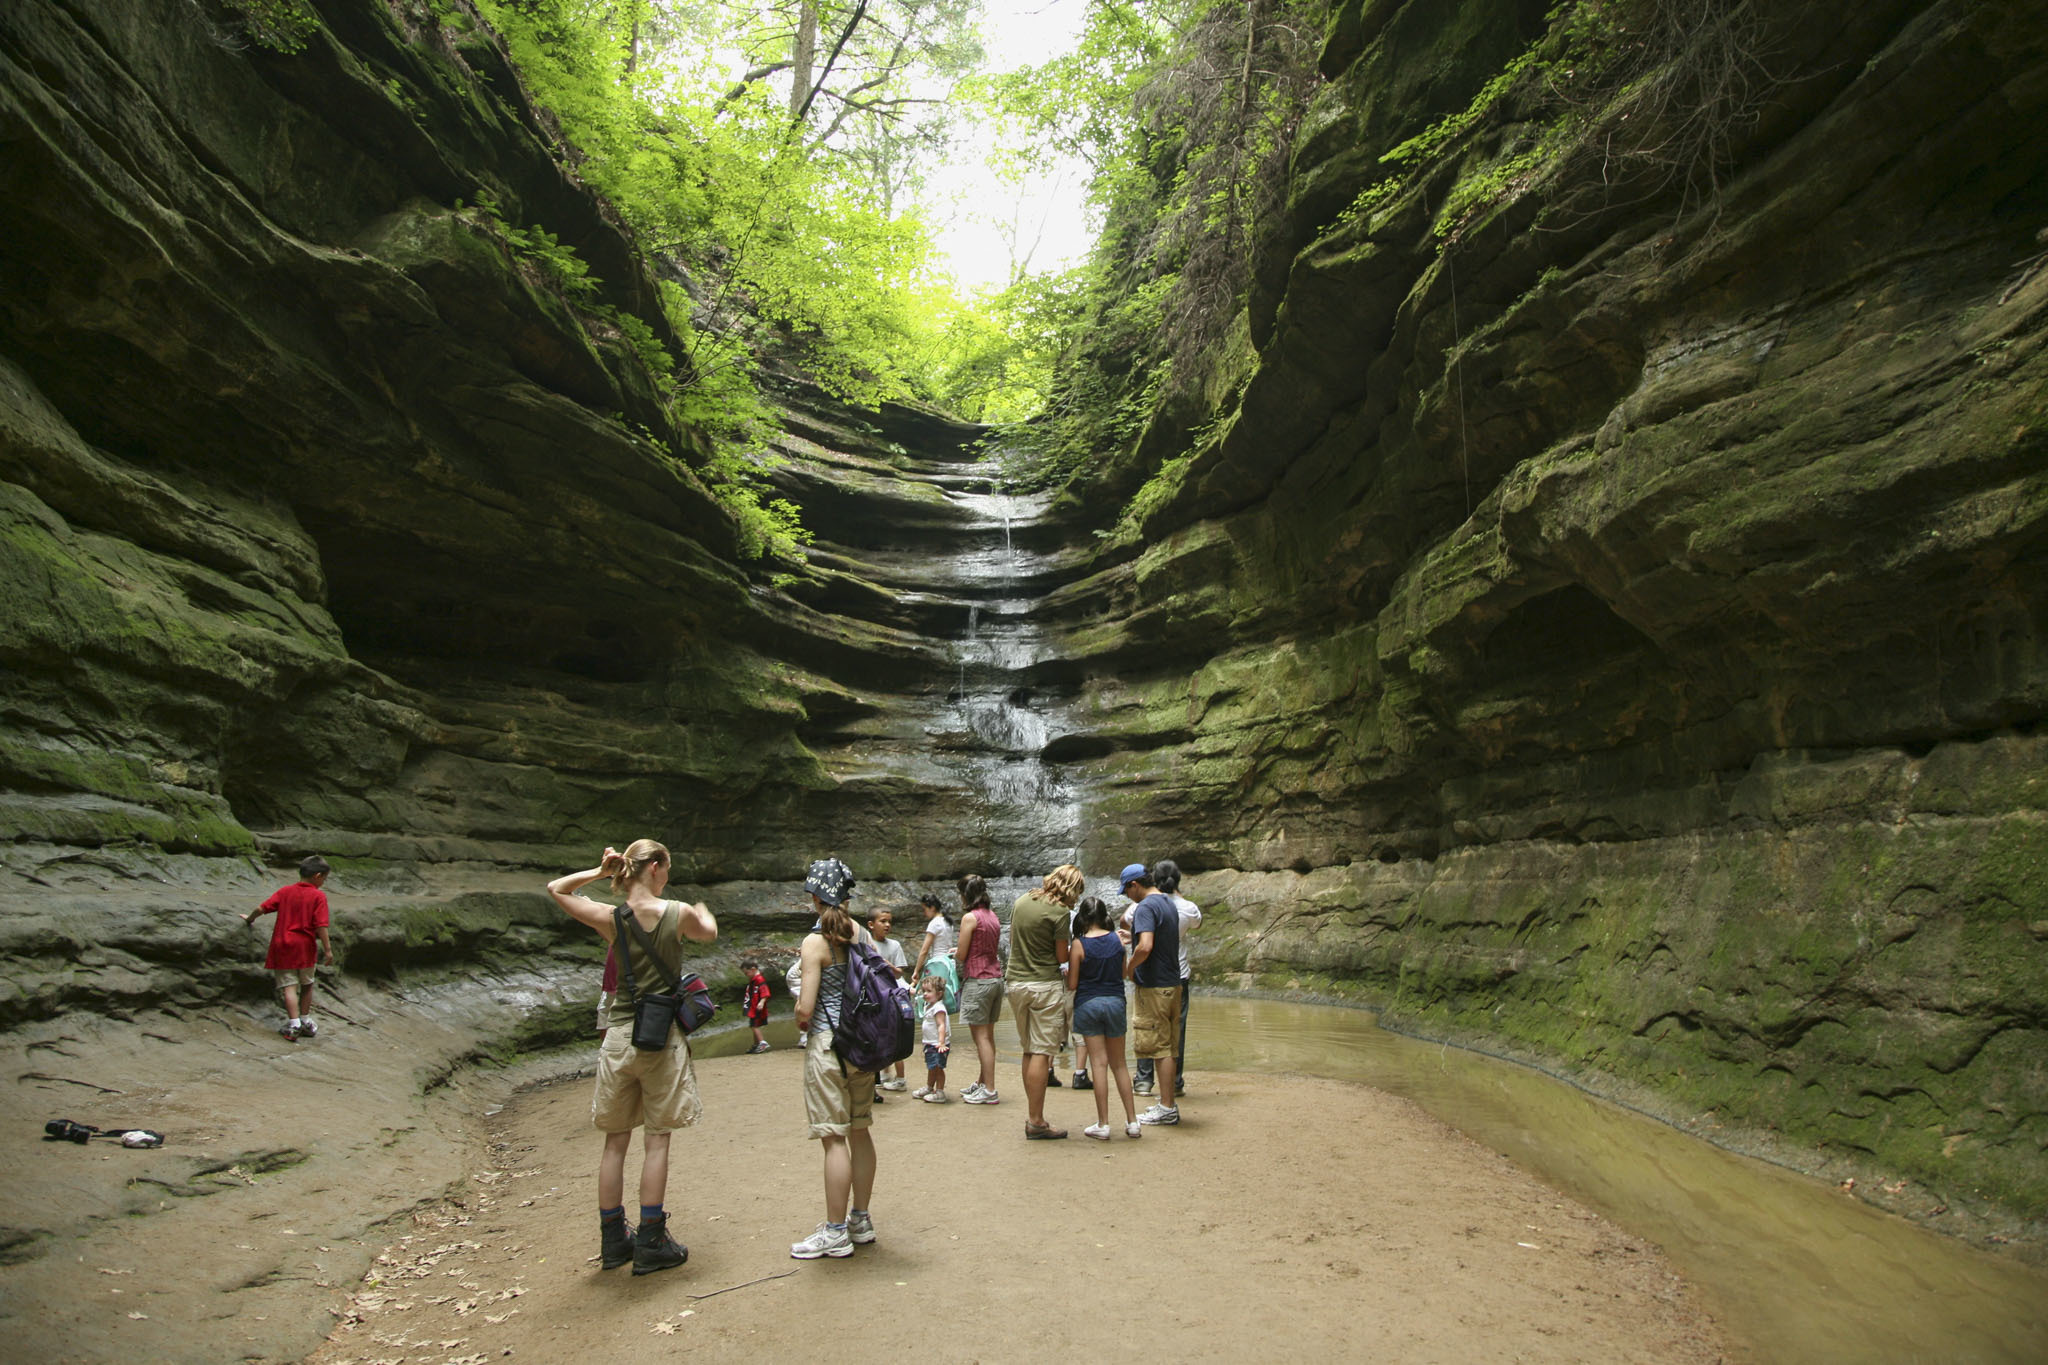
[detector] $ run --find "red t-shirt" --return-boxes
[745,971,770,1018]
[257,882,329,969]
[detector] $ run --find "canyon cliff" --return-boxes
[1,0,2043,1250]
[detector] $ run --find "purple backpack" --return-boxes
[831,938,916,1074]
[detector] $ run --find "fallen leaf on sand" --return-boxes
[651,1322,680,1335]
[126,1312,148,1320]
[98,1268,134,1276]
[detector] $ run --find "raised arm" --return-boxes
[671,900,718,943]
[547,850,623,937]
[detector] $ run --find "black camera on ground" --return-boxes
[43,1119,96,1143]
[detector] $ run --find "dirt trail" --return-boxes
[308,1047,1733,1364]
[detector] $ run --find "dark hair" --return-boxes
[816,903,857,947]
[919,893,941,909]
[958,874,990,911]
[1152,858,1182,894]
[1072,894,1113,933]
[743,958,759,973]
[299,855,331,879]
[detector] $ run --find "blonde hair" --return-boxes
[1041,864,1084,907]
[606,838,669,893]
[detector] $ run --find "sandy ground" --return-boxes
[305,1046,1731,1365]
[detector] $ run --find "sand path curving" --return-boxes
[309,1046,1732,1364]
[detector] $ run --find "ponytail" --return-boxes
[817,903,857,946]
[607,838,669,893]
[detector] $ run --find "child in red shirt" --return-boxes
[743,959,772,1052]
[245,855,333,1040]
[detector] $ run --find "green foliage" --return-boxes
[222,0,321,52]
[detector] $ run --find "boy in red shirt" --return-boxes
[245,856,333,1040]
[743,959,772,1052]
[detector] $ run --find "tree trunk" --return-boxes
[789,1,818,122]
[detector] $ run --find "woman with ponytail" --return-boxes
[790,856,881,1259]
[547,841,717,1277]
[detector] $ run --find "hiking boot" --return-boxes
[1072,1071,1094,1090]
[632,1215,688,1276]
[1047,1072,1064,1087]
[847,1209,877,1245]
[600,1216,635,1270]
[1138,1103,1180,1126]
[790,1222,853,1259]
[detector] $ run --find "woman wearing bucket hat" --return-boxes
[790,856,883,1259]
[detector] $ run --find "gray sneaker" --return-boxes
[1137,1104,1180,1126]
[847,1209,876,1245]
[791,1223,853,1259]
[1133,1078,1155,1096]
[963,1085,999,1104]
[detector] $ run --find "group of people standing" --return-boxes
[544,844,1200,1274]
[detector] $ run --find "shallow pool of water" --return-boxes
[1187,996,2047,1364]
[698,994,2045,1361]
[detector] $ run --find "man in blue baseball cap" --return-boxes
[1119,863,1181,1126]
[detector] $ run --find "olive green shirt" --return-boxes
[1007,890,1071,983]
[606,901,685,1029]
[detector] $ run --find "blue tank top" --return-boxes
[1074,932,1124,1005]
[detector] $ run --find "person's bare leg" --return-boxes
[598,1130,632,1209]
[298,978,315,1020]
[849,1127,876,1211]
[973,1023,997,1089]
[1085,1035,1110,1126]
[637,1131,671,1209]
[1107,1037,1137,1124]
[1156,1054,1178,1109]
[280,982,300,1021]
[1022,1052,1051,1123]
[821,1134,852,1223]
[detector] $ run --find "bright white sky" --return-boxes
[928,0,1096,292]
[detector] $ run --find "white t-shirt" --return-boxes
[918,915,956,964]
[921,1002,950,1048]
[874,935,907,977]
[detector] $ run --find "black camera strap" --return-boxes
[613,903,682,1002]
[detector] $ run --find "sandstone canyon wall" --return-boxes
[1,0,2043,1237]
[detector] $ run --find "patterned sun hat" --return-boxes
[804,857,855,906]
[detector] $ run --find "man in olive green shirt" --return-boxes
[1006,864,1081,1138]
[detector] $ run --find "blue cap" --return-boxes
[1118,863,1148,886]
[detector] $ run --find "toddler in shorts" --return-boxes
[914,975,951,1102]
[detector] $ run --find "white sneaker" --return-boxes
[790,1223,853,1259]
[963,1085,999,1105]
[921,1090,950,1104]
[1125,1121,1143,1138]
[961,1082,983,1100]
[1137,1104,1180,1126]
[297,1018,317,1037]
[1083,1122,1112,1140]
[881,1078,907,1091]
[847,1209,876,1245]
[910,1086,930,1099]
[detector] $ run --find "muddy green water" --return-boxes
[1172,996,2047,1365]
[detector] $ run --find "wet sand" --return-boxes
[307,1046,1729,1364]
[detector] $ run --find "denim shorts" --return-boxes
[923,1042,950,1071]
[1072,994,1127,1038]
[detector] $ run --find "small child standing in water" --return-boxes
[914,975,951,1102]
[743,959,772,1052]
[244,855,333,1040]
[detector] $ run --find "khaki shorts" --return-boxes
[803,1027,875,1140]
[1007,979,1068,1055]
[591,1026,702,1134]
[1132,986,1182,1060]
[271,967,316,988]
[959,976,1005,1027]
